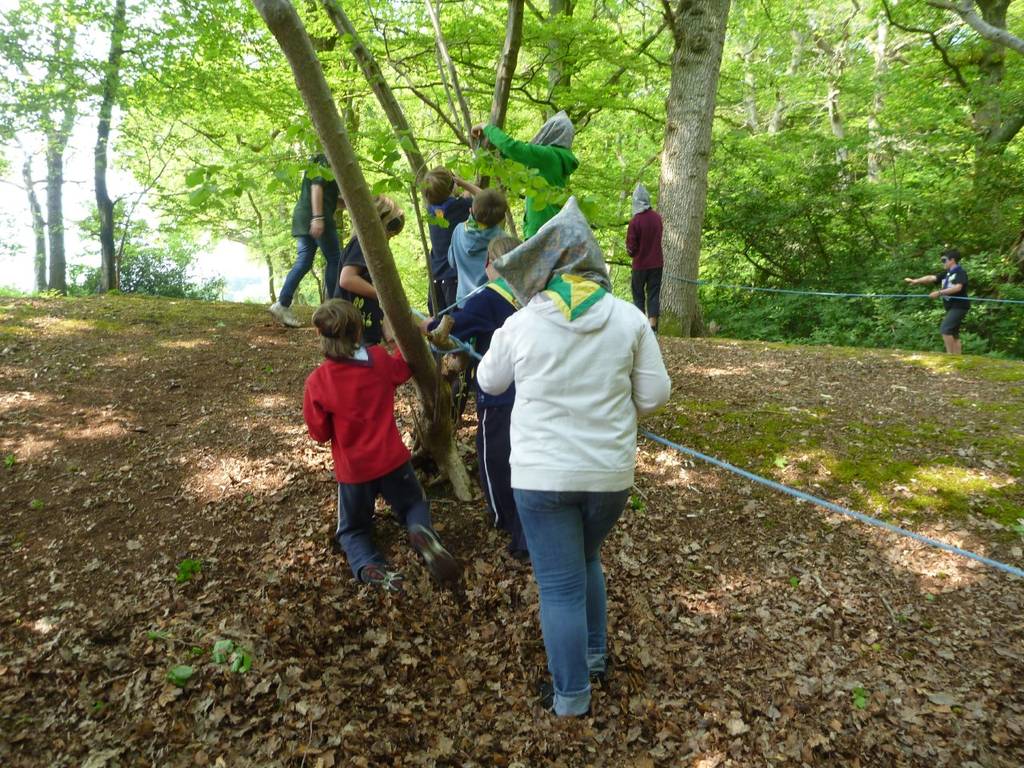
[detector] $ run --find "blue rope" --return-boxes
[639,429,1024,580]
[666,275,1024,306]
[410,308,483,361]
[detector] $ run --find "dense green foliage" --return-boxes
[3,0,1024,355]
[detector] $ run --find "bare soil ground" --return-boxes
[1,294,1022,767]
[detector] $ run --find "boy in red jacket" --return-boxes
[303,299,460,591]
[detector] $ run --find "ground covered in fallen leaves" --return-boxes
[1,294,1023,768]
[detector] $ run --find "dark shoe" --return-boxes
[409,525,461,583]
[358,564,404,593]
[535,680,591,717]
[507,547,530,563]
[591,658,612,685]
[329,535,344,555]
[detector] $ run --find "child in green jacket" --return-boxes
[472,111,579,239]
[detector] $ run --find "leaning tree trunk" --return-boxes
[22,156,48,292]
[254,0,473,500]
[489,0,524,130]
[320,0,437,304]
[96,0,127,292]
[658,0,731,337]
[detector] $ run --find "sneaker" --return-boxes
[590,658,612,685]
[269,301,301,328]
[358,564,404,593]
[408,524,461,583]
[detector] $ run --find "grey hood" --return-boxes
[631,183,652,216]
[530,110,575,149]
[492,196,611,306]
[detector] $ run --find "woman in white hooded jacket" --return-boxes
[477,198,671,717]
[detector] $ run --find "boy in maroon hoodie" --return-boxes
[303,299,460,591]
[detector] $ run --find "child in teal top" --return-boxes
[447,187,508,305]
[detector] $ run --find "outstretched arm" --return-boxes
[480,124,554,170]
[340,265,378,299]
[904,274,938,286]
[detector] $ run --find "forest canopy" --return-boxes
[3,0,1024,356]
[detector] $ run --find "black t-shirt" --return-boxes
[290,155,341,237]
[338,237,383,345]
[936,265,969,310]
[427,196,473,280]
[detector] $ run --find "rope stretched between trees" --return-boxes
[412,300,1023,579]
[663,275,1024,306]
[640,429,1024,580]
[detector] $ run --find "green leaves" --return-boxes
[29,498,43,510]
[175,558,202,584]
[4,453,14,469]
[166,664,193,688]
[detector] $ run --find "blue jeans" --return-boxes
[336,462,433,579]
[279,228,342,307]
[513,488,629,716]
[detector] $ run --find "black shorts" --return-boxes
[939,307,969,337]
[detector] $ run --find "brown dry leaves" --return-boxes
[0,297,1023,767]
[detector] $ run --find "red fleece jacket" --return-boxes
[303,346,412,484]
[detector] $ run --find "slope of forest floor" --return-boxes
[1,294,1023,768]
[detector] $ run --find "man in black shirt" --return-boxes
[905,249,970,354]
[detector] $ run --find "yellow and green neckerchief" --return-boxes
[485,277,521,309]
[541,274,606,321]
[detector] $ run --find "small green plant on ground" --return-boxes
[175,558,202,583]
[29,499,43,510]
[4,454,15,469]
[852,686,869,710]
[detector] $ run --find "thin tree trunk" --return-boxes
[489,0,524,130]
[22,156,48,292]
[254,0,473,500]
[96,0,127,292]
[319,0,438,295]
[424,0,473,138]
[741,41,758,132]
[768,28,805,134]
[45,143,68,294]
[658,0,731,337]
[546,0,574,109]
[867,13,889,182]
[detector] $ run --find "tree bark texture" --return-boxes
[22,156,48,292]
[658,0,731,337]
[95,0,127,292]
[254,0,473,501]
[45,143,68,294]
[489,0,525,129]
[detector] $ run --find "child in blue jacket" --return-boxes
[448,188,508,306]
[426,235,526,559]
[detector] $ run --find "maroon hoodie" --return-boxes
[626,209,664,270]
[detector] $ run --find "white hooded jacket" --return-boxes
[477,292,671,492]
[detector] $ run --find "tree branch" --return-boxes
[881,0,969,90]
[927,0,1024,57]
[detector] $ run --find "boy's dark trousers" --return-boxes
[631,267,663,320]
[475,404,527,552]
[335,461,432,578]
[428,277,458,315]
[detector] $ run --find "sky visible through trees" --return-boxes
[2,0,1024,354]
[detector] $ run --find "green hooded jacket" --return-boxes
[483,117,579,239]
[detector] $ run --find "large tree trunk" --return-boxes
[22,156,48,292]
[971,0,1024,170]
[254,0,473,500]
[96,0,127,293]
[658,0,731,337]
